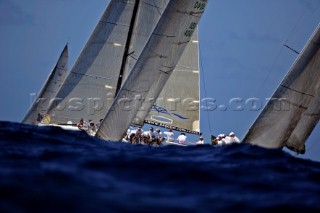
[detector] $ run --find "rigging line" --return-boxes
[285,0,310,44]
[199,37,212,135]
[299,1,320,30]
[255,2,310,97]
[255,45,285,98]
[256,0,312,98]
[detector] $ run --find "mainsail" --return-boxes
[45,0,170,125]
[243,25,320,149]
[96,0,208,141]
[132,29,200,134]
[22,44,68,125]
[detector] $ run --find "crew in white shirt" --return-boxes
[164,128,175,142]
[215,132,240,145]
[176,132,187,145]
[216,134,225,146]
[196,136,205,145]
[141,130,150,144]
[228,132,240,143]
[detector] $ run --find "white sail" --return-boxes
[46,0,171,126]
[286,89,320,150]
[132,29,200,134]
[96,0,208,141]
[243,25,320,148]
[119,0,170,89]
[46,0,138,125]
[22,44,68,125]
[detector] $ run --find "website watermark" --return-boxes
[29,94,291,114]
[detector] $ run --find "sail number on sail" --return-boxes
[194,1,206,10]
[185,1,207,37]
[185,22,197,37]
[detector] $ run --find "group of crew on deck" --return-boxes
[125,125,241,146]
[76,118,241,146]
[212,132,240,145]
[77,118,103,136]
[125,127,174,146]
[126,126,203,146]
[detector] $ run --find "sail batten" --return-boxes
[244,24,320,149]
[96,0,207,141]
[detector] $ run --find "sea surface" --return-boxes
[0,121,320,213]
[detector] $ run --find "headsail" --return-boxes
[132,29,200,134]
[46,0,138,124]
[45,0,171,126]
[96,0,208,141]
[243,25,320,149]
[285,89,320,150]
[22,44,68,125]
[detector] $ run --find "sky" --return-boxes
[0,0,320,161]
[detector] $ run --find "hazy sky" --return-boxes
[1,0,320,161]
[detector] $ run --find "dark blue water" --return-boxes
[1,121,320,213]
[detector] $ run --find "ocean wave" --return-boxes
[0,121,320,212]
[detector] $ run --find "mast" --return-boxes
[115,0,140,95]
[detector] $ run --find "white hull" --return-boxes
[163,141,187,146]
[38,123,80,131]
[38,123,188,146]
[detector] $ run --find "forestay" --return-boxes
[45,0,137,125]
[132,29,200,134]
[96,0,208,141]
[244,25,320,149]
[22,44,68,125]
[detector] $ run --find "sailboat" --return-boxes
[132,30,200,135]
[37,0,207,142]
[131,30,200,146]
[243,24,320,153]
[24,1,320,151]
[95,0,206,141]
[22,44,68,125]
